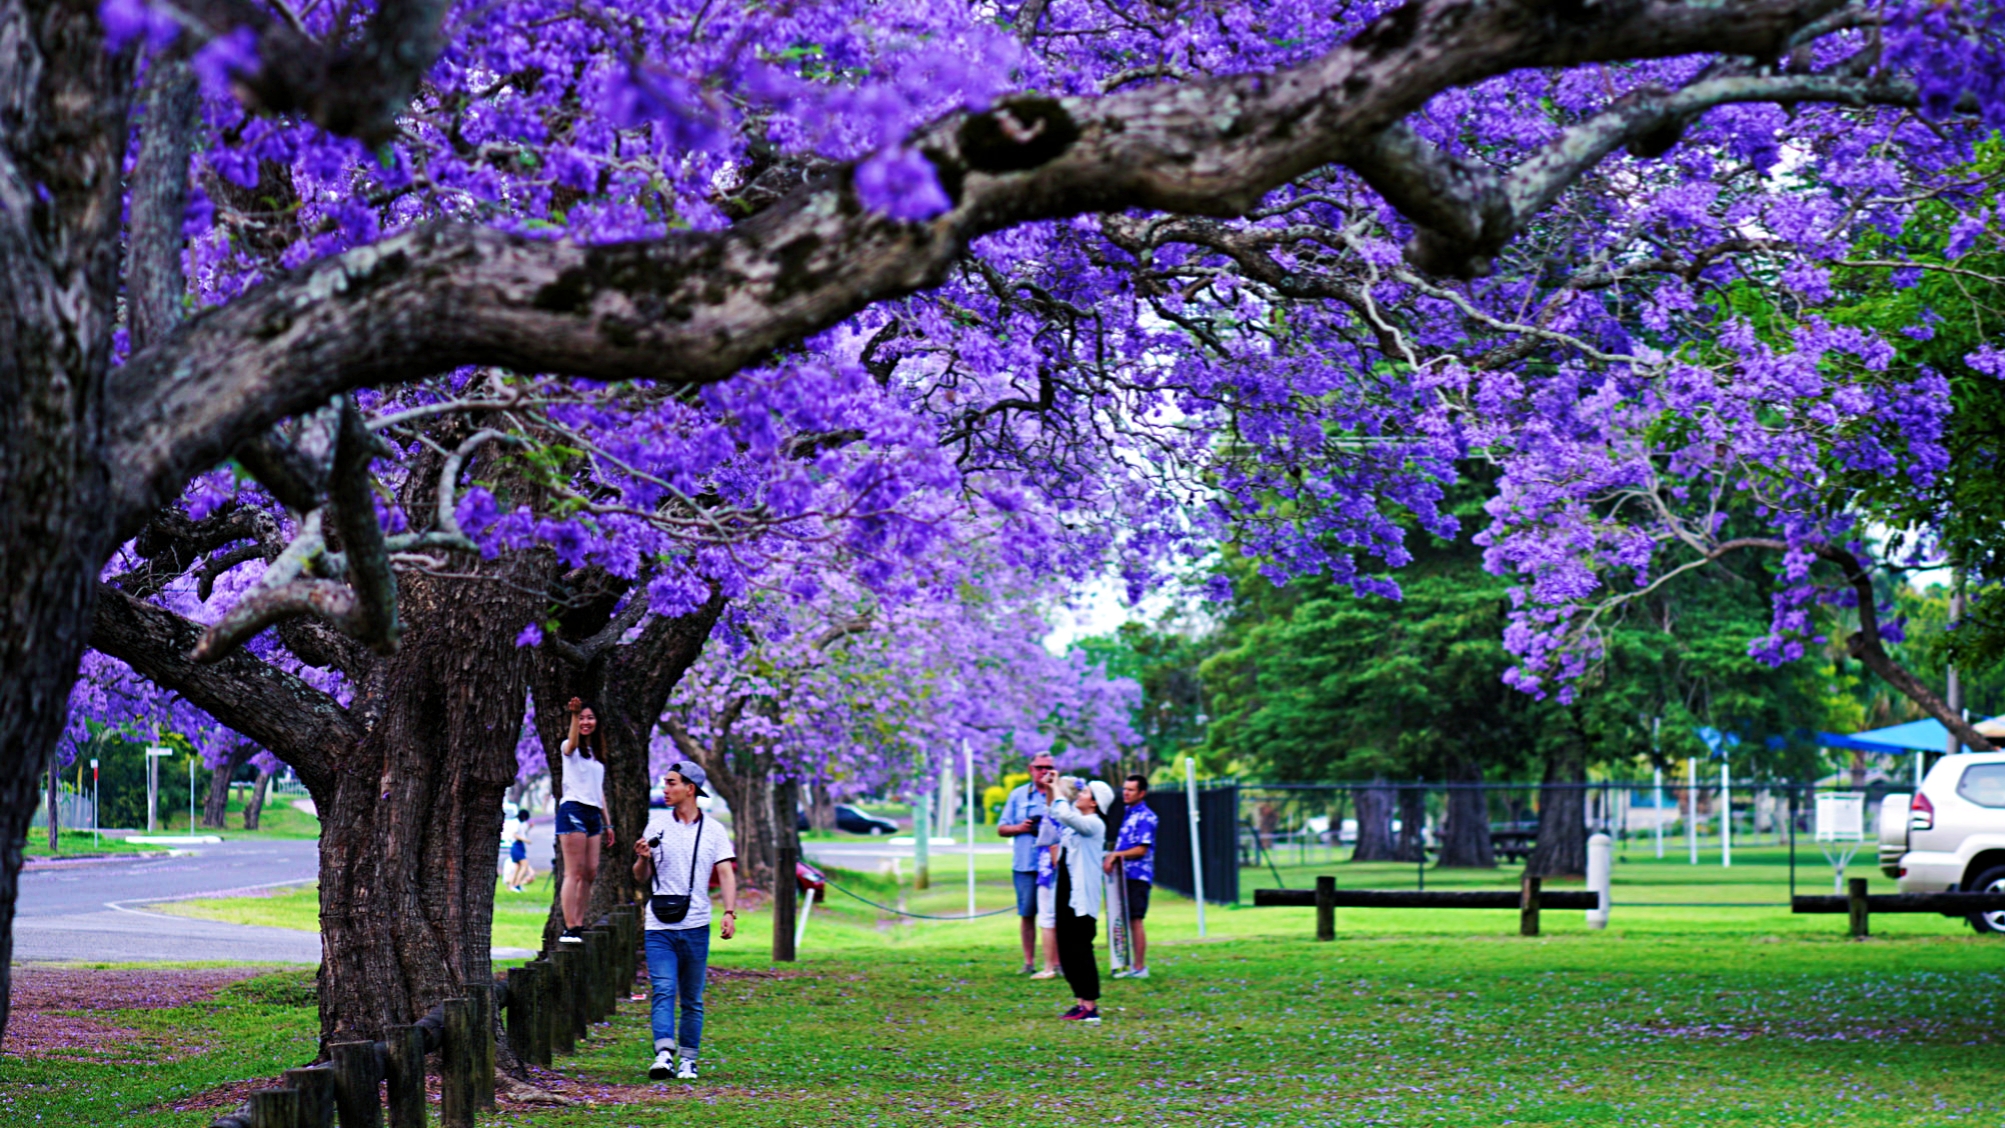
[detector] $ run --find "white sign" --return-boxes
[1815,792,1865,843]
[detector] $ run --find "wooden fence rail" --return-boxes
[211,905,645,1128]
[1254,875,1599,938]
[1791,878,2005,938]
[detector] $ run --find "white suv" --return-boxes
[1879,751,2005,934]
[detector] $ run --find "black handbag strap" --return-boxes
[653,812,703,896]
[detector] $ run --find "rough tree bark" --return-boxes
[1351,782,1399,863]
[1394,786,1427,863]
[529,582,726,948]
[243,767,275,831]
[1526,731,1588,878]
[202,743,255,829]
[1436,757,1496,869]
[315,562,542,1046]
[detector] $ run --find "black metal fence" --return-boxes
[1224,779,1916,903]
[1131,783,1239,906]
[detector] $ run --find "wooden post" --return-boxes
[530,958,557,1063]
[1314,875,1336,942]
[440,997,478,1128]
[594,925,617,1014]
[773,845,799,962]
[1519,874,1542,938]
[330,1040,381,1128]
[506,966,535,1067]
[583,928,608,1023]
[530,960,554,1066]
[470,983,496,1111]
[548,948,578,1054]
[1848,876,1870,939]
[248,1088,301,1128]
[615,907,639,998]
[570,939,593,1040]
[282,1066,336,1128]
[383,1024,426,1128]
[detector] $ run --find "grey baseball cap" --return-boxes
[665,761,709,797]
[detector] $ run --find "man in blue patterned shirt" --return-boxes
[1104,774,1157,980]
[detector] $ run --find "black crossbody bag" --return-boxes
[649,813,704,926]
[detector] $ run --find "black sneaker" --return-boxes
[559,928,583,945]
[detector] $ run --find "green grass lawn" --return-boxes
[0,968,322,1128]
[137,789,323,840]
[53,841,2004,1126]
[24,835,168,858]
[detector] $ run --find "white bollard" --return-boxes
[1586,832,1612,930]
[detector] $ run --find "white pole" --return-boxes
[1586,832,1612,929]
[1916,751,1925,790]
[1720,762,1732,868]
[795,888,815,947]
[1186,756,1206,939]
[965,740,976,919]
[189,758,196,830]
[1686,758,1698,865]
[90,759,99,846]
[1653,767,1664,859]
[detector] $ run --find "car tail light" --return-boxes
[1911,791,1935,831]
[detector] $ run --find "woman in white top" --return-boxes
[557,696,614,944]
[1048,775,1112,1023]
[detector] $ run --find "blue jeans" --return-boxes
[644,927,710,1057]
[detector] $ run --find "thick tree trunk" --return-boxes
[1527,737,1588,878]
[1436,760,1496,869]
[0,0,136,1045]
[810,779,836,832]
[706,751,778,893]
[1394,787,1427,863]
[203,744,254,829]
[244,768,275,830]
[315,566,538,1047]
[1351,782,1399,862]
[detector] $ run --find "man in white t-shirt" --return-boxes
[632,761,737,1082]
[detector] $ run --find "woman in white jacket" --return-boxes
[1049,775,1114,1023]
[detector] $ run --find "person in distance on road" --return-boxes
[506,809,535,893]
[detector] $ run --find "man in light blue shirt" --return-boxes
[997,752,1057,975]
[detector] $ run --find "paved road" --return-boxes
[16,839,323,964]
[16,830,550,964]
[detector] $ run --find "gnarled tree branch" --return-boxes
[105,0,1852,540]
[91,583,357,792]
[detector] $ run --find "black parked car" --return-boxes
[797,804,899,835]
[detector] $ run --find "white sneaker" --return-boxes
[648,1049,674,1080]
[1128,967,1150,980]
[675,1058,699,1081]
[1110,968,1132,979]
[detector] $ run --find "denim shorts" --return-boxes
[555,801,603,836]
[1013,870,1038,917]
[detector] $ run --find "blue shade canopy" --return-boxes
[1817,717,2002,754]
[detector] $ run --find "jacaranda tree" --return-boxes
[6,0,2003,1044]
